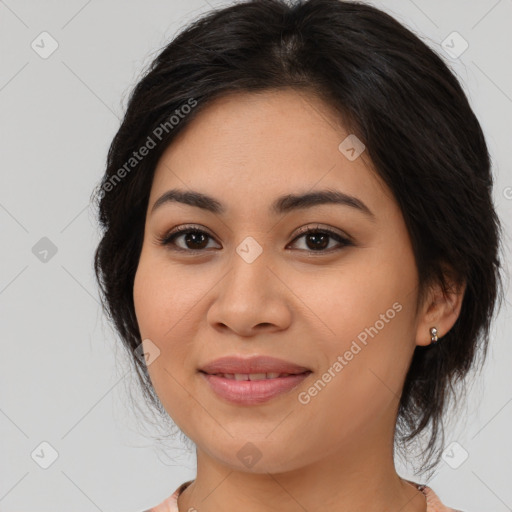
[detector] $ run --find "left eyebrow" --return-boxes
[150,188,375,220]
[273,189,375,220]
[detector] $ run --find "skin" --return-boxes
[133,88,465,512]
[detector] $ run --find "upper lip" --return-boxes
[199,356,311,375]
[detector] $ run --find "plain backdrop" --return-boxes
[0,0,511,511]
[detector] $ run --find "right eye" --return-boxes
[156,225,221,252]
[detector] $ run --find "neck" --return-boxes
[177,422,426,512]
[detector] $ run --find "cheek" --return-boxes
[133,251,204,341]
[132,260,193,430]
[132,252,212,413]
[294,247,417,348]
[296,246,418,416]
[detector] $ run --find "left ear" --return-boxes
[415,266,466,347]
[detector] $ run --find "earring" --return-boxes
[430,327,439,344]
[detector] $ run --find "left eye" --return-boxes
[288,226,352,252]
[157,225,352,253]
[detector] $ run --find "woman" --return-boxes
[92,0,503,510]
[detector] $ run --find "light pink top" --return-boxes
[144,479,465,512]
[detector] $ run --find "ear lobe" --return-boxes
[415,274,466,347]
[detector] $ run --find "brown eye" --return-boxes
[177,231,210,250]
[304,232,330,250]
[289,226,352,252]
[157,226,220,252]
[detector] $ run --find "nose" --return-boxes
[206,246,292,337]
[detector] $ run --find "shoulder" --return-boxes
[140,495,177,512]
[404,479,466,512]
[422,484,466,512]
[143,479,195,512]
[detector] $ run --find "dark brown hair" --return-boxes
[91,0,503,475]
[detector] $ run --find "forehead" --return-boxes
[149,89,391,216]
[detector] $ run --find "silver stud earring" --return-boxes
[430,327,438,344]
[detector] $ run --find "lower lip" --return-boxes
[200,372,311,405]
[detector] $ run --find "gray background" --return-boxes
[0,0,511,511]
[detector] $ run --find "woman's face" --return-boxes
[133,89,428,473]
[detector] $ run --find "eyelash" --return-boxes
[155,224,353,254]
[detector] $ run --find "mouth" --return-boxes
[199,355,311,376]
[198,355,312,405]
[199,371,312,405]
[199,371,309,380]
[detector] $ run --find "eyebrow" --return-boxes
[151,188,375,219]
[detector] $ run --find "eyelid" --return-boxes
[291,223,352,242]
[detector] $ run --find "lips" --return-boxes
[199,355,311,376]
[199,355,312,405]
[211,372,294,380]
